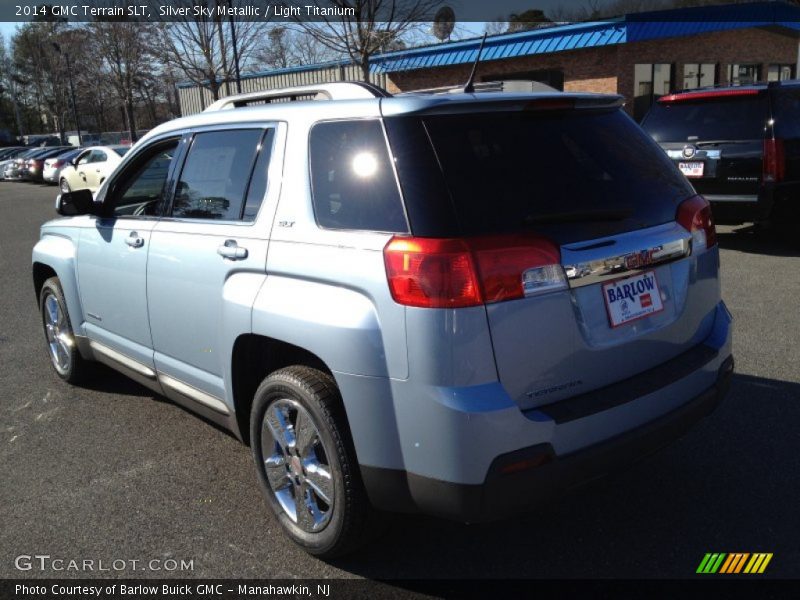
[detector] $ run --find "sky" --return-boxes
[0,22,19,42]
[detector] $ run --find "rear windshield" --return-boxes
[642,95,769,142]
[398,109,693,242]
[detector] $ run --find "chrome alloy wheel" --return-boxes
[43,293,73,375]
[261,398,334,532]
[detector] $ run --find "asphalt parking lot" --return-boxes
[1,182,798,582]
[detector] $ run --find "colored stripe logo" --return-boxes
[697,553,773,574]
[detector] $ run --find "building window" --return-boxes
[634,63,672,121]
[683,63,716,89]
[768,64,793,82]
[728,64,760,86]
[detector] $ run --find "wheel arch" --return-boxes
[32,232,85,338]
[231,334,333,445]
[32,262,58,302]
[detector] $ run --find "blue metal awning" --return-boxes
[370,1,800,74]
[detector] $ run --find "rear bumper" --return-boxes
[360,299,733,522]
[363,355,733,522]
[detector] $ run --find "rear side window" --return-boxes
[773,90,800,138]
[172,129,263,221]
[415,109,693,242]
[309,120,408,233]
[242,129,275,221]
[642,94,769,142]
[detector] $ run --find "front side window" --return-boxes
[76,150,91,165]
[107,139,179,217]
[309,120,408,233]
[171,129,263,221]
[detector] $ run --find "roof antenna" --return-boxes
[463,33,488,94]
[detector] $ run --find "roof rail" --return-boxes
[397,79,559,96]
[203,81,391,111]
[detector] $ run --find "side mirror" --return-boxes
[56,189,99,216]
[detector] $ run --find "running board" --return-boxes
[157,373,230,415]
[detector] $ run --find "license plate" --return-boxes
[602,271,664,328]
[678,161,704,178]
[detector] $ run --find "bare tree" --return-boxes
[90,19,157,142]
[483,21,509,36]
[11,21,74,139]
[256,26,341,70]
[296,0,442,82]
[156,1,266,101]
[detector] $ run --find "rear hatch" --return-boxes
[384,100,719,410]
[642,89,771,200]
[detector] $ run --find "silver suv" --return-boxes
[32,82,733,557]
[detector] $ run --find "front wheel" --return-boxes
[39,277,88,383]
[250,366,377,558]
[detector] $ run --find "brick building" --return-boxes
[178,1,800,121]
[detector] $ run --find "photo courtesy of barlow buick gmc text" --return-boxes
[0,1,798,599]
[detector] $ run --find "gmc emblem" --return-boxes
[624,247,662,270]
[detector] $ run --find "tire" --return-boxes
[250,366,377,558]
[39,277,89,384]
[59,178,70,193]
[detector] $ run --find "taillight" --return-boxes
[677,195,716,251]
[383,234,565,308]
[764,138,785,183]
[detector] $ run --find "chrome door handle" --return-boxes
[217,239,248,260]
[125,232,144,248]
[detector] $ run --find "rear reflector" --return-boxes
[384,234,565,308]
[677,195,717,252]
[763,138,785,183]
[658,89,760,103]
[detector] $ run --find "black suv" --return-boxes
[642,80,800,225]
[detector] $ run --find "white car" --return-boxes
[58,145,130,193]
[43,148,83,185]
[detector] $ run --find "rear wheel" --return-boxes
[250,366,377,558]
[39,277,88,384]
[59,178,70,193]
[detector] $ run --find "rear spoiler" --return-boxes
[381,93,625,117]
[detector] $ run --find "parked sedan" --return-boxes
[0,147,26,160]
[0,148,38,180]
[58,145,130,193]
[3,148,55,181]
[43,148,83,185]
[24,147,75,182]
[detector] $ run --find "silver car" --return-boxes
[32,82,733,558]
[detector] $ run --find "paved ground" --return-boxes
[1,182,798,582]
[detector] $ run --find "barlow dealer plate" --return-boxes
[602,270,664,328]
[678,161,704,178]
